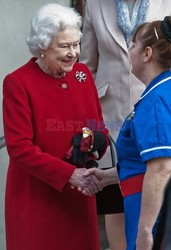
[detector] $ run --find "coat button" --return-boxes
[61,83,67,89]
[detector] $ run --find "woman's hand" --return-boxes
[69,168,103,195]
[85,167,118,185]
[136,227,153,250]
[74,167,119,195]
[137,157,171,250]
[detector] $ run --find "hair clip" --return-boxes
[154,27,159,40]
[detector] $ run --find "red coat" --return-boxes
[3,58,108,250]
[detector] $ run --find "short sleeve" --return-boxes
[132,95,171,162]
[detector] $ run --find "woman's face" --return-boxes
[129,38,145,80]
[42,27,80,76]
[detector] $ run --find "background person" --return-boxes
[82,16,171,250]
[2,3,108,250]
[79,1,171,249]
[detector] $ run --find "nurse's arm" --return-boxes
[136,157,171,250]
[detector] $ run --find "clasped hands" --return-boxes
[67,128,119,195]
[69,167,119,196]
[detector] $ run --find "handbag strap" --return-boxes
[108,134,117,168]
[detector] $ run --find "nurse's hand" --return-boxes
[136,228,153,250]
[84,167,119,185]
[69,168,103,195]
[76,167,119,195]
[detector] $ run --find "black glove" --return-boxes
[72,132,107,165]
[86,160,99,169]
[92,132,107,158]
[72,134,89,165]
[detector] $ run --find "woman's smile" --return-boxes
[40,28,80,76]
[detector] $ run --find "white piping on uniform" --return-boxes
[139,76,171,100]
[140,146,171,156]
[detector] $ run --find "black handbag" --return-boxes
[96,134,124,215]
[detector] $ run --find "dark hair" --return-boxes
[132,16,171,70]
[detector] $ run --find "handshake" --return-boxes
[69,167,119,196]
[67,128,119,195]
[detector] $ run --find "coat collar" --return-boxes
[139,71,171,101]
[100,0,127,52]
[100,0,163,52]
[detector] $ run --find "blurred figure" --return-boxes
[79,0,171,249]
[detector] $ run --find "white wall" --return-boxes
[0,1,71,249]
[0,0,71,136]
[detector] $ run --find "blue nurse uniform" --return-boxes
[116,70,171,250]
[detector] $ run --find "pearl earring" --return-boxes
[40,54,45,58]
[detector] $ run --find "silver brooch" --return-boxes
[75,71,87,82]
[127,111,135,121]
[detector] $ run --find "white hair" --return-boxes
[26,3,82,57]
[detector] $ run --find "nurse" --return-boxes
[116,15,171,250]
[82,16,171,250]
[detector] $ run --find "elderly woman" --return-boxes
[2,3,108,250]
[83,16,171,250]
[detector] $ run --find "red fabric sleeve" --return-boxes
[3,74,75,192]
